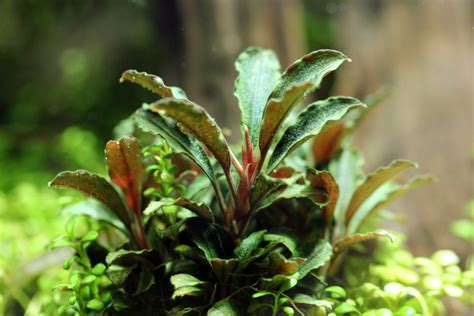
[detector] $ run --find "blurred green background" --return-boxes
[0,0,472,313]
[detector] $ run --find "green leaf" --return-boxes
[347,175,434,234]
[267,97,365,172]
[344,160,418,226]
[251,173,325,213]
[86,298,104,311]
[144,197,214,222]
[62,199,127,233]
[49,170,131,227]
[234,47,281,146]
[120,69,187,99]
[334,302,359,314]
[333,230,394,255]
[92,263,107,276]
[134,107,217,185]
[150,98,231,172]
[105,136,144,213]
[208,298,240,316]
[293,294,332,308]
[186,217,234,262]
[297,239,332,280]
[81,275,97,285]
[81,231,99,243]
[259,50,350,159]
[329,147,364,232]
[263,233,299,257]
[170,274,206,289]
[172,286,203,299]
[233,230,266,260]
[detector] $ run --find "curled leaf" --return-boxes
[150,98,231,173]
[267,96,364,172]
[234,47,281,147]
[120,70,186,99]
[344,160,418,227]
[49,170,131,226]
[259,50,351,159]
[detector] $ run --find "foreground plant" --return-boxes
[49,47,471,315]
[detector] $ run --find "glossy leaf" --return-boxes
[259,50,350,159]
[120,70,187,99]
[105,136,144,213]
[233,229,266,260]
[347,175,435,233]
[144,197,214,222]
[297,239,332,280]
[234,47,281,146]
[186,217,234,262]
[49,170,131,226]
[134,107,216,183]
[150,98,231,172]
[267,96,364,172]
[333,230,395,255]
[345,160,418,226]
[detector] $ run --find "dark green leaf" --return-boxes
[234,47,281,146]
[144,197,214,222]
[134,107,216,185]
[186,217,234,262]
[210,258,238,284]
[105,136,144,213]
[259,50,350,159]
[120,69,187,99]
[150,98,231,172]
[263,233,299,257]
[49,170,131,227]
[233,230,266,260]
[267,97,364,172]
[345,160,418,226]
[297,239,332,280]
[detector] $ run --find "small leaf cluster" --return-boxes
[50,217,111,315]
[48,47,467,314]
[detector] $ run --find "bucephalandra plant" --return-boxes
[48,47,472,315]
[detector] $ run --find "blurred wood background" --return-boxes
[161,0,473,257]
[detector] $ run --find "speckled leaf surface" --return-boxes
[150,98,231,173]
[267,96,364,172]
[120,70,186,99]
[134,107,215,183]
[234,47,280,147]
[259,50,350,158]
[49,170,130,226]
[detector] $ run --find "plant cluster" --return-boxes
[49,47,472,315]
